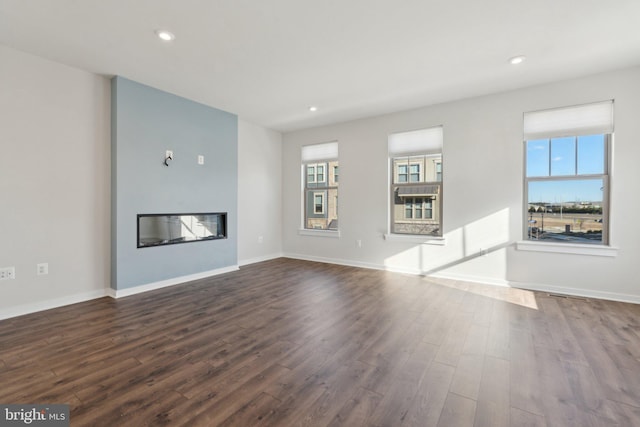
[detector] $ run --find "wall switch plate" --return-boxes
[0,267,15,280]
[198,155,204,165]
[37,263,49,275]
[258,236,264,243]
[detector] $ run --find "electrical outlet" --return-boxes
[198,155,204,165]
[0,267,15,280]
[37,263,49,275]
[166,150,173,159]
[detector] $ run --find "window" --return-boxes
[523,100,613,245]
[410,164,420,182]
[404,197,434,220]
[306,164,325,183]
[302,142,339,231]
[397,164,408,182]
[389,126,443,236]
[313,192,324,214]
[396,162,422,183]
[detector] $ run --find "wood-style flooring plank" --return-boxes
[327,387,383,427]
[436,392,477,427]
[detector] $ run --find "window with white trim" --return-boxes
[523,100,613,245]
[313,192,325,214]
[302,142,339,231]
[389,127,443,236]
[404,197,433,219]
[306,164,326,184]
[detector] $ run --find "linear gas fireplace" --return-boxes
[137,212,227,248]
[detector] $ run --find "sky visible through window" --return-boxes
[527,134,605,203]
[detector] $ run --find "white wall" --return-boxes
[282,66,640,303]
[0,45,111,319]
[238,119,283,264]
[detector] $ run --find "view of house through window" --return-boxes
[524,101,613,244]
[389,127,443,236]
[302,142,338,230]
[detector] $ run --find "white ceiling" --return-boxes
[1,0,640,132]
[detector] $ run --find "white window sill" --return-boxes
[383,233,446,245]
[516,240,618,257]
[298,229,341,238]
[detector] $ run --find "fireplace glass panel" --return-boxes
[137,212,227,248]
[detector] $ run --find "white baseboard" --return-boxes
[110,265,240,299]
[283,252,388,273]
[284,252,507,280]
[509,281,640,305]
[430,271,510,288]
[283,252,640,305]
[238,252,283,267]
[0,289,109,321]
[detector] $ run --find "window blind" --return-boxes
[389,126,443,156]
[523,100,614,140]
[301,141,338,162]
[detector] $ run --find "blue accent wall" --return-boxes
[111,77,237,290]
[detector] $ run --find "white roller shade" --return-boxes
[524,100,613,140]
[389,126,443,156]
[301,141,338,162]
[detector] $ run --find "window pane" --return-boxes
[526,140,549,177]
[317,165,324,182]
[307,165,315,183]
[550,137,576,176]
[405,200,412,218]
[527,179,603,244]
[396,164,406,183]
[577,134,605,175]
[409,165,420,182]
[414,198,423,218]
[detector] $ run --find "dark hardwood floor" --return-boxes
[1,258,639,426]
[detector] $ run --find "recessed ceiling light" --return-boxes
[309,106,318,112]
[155,30,175,42]
[509,55,526,65]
